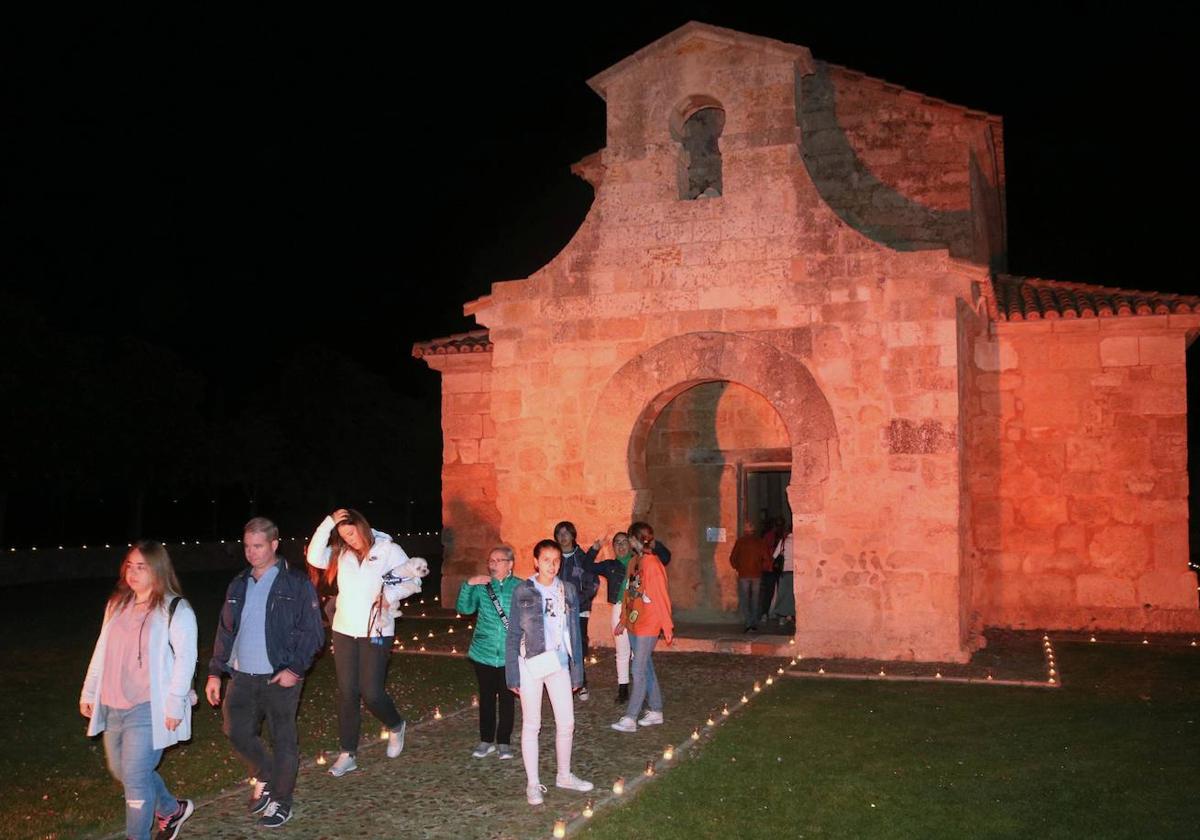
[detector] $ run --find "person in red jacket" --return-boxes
[729,522,772,632]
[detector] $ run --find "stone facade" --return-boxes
[415,23,1199,662]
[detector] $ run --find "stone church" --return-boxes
[415,22,1199,661]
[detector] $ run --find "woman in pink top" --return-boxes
[80,541,198,840]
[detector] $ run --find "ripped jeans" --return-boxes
[102,702,178,840]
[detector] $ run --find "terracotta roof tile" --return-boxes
[989,275,1200,322]
[411,329,492,359]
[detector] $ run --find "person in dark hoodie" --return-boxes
[553,521,600,701]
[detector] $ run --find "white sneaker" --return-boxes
[387,720,407,758]
[611,716,637,733]
[472,741,496,758]
[527,783,547,805]
[556,773,594,792]
[638,710,664,726]
[329,752,358,777]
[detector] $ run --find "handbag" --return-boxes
[524,649,562,679]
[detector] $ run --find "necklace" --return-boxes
[132,600,152,668]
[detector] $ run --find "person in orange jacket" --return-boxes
[729,522,772,632]
[610,532,673,732]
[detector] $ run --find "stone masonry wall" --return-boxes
[424,352,502,601]
[468,29,985,661]
[970,314,1200,632]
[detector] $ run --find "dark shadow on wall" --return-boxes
[637,382,728,615]
[797,62,976,260]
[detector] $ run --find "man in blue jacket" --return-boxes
[206,517,324,829]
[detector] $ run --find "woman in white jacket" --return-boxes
[307,508,424,777]
[79,541,198,840]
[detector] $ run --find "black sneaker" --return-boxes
[249,785,271,816]
[155,799,194,840]
[257,800,292,829]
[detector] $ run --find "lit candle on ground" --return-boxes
[249,777,258,786]
[644,761,655,776]
[420,646,426,652]
[818,667,825,675]
[721,704,730,716]
[380,729,389,740]
[472,695,479,707]
[663,745,674,760]
[448,627,454,634]
[777,667,784,675]
[935,672,942,679]
[612,777,625,795]
[753,682,761,693]
[766,676,774,685]
[692,728,700,740]
[1090,636,1097,643]
[879,669,886,677]
[434,706,443,720]
[741,694,749,704]
[316,754,327,766]
[1142,639,1149,645]
[582,800,594,818]
[553,819,567,838]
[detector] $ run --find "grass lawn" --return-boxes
[0,571,475,840]
[579,641,1200,840]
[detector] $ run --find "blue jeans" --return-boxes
[625,633,662,718]
[102,702,178,840]
[737,577,761,629]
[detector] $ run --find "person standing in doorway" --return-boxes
[207,517,324,829]
[730,522,772,632]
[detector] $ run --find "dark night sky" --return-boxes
[4,4,1195,399]
[2,4,1196,541]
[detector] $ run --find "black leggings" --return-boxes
[332,632,405,752]
[471,659,514,745]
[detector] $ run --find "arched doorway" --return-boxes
[584,331,839,623]
[640,380,791,617]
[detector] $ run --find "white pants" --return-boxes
[518,659,574,786]
[610,605,631,685]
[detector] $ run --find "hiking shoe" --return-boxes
[611,716,637,733]
[257,800,292,829]
[578,686,590,702]
[248,780,271,815]
[387,720,407,758]
[497,744,514,760]
[615,683,629,705]
[638,710,664,726]
[556,773,594,792]
[472,741,496,758]
[155,799,193,840]
[527,783,547,805]
[329,752,358,777]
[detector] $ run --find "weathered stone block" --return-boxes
[1076,574,1136,608]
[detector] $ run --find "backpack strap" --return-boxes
[167,596,181,656]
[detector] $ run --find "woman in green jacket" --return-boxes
[455,545,522,759]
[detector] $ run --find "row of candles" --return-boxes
[5,532,441,551]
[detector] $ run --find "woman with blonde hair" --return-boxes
[80,541,198,840]
[306,507,427,777]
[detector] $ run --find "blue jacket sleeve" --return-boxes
[208,578,239,677]
[505,585,524,689]
[655,540,672,567]
[284,577,325,677]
